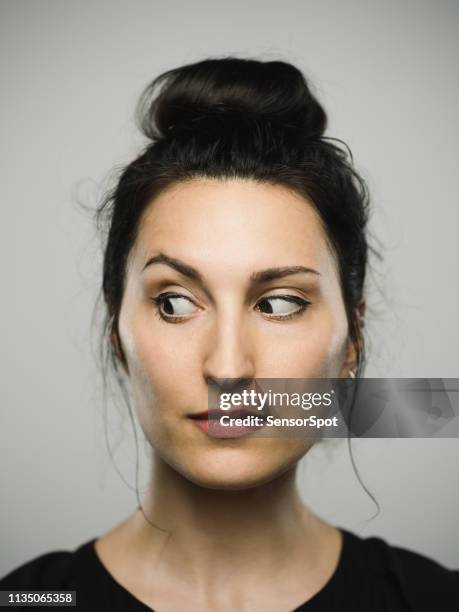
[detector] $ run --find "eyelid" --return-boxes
[256,289,313,306]
[255,294,311,319]
[144,275,213,304]
[153,290,195,300]
[249,279,317,300]
[151,291,198,309]
[145,273,319,303]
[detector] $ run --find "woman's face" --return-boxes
[117,179,355,489]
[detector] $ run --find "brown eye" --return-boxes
[151,292,198,321]
[256,295,310,319]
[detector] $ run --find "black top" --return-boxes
[1,529,458,611]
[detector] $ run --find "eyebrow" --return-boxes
[142,253,320,284]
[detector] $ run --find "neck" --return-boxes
[131,455,330,583]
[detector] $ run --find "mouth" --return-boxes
[187,408,266,438]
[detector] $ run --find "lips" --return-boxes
[188,407,265,438]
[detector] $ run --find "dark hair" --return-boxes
[97,56,369,381]
[94,56,378,522]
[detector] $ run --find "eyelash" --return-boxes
[150,292,311,323]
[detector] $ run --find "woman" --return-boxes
[1,56,457,611]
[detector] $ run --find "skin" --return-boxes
[95,178,365,611]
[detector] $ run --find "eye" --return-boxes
[151,292,198,322]
[255,295,310,320]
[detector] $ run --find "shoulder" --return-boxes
[342,529,459,610]
[0,539,96,590]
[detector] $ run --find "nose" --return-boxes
[202,310,256,392]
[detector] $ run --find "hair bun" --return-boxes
[137,57,327,142]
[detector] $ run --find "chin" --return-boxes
[174,447,303,491]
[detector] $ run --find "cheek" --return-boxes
[259,307,349,377]
[122,301,194,377]
[120,312,199,421]
[309,310,349,377]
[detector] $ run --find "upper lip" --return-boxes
[189,380,269,420]
[188,408,263,420]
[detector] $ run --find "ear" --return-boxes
[111,329,130,375]
[339,301,366,377]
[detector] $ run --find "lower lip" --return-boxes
[188,416,265,438]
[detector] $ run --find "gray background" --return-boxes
[1,0,458,575]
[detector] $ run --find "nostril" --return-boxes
[207,377,255,394]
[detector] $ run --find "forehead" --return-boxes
[131,178,337,276]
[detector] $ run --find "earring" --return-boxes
[348,369,356,379]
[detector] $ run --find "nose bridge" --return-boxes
[203,301,255,382]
